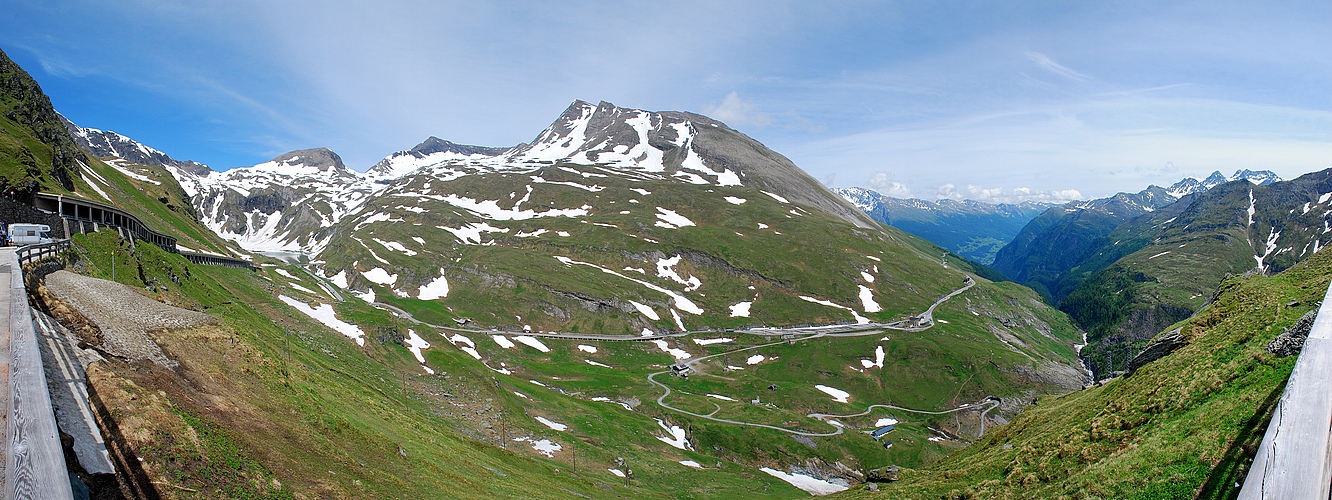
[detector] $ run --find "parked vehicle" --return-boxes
[8,223,54,245]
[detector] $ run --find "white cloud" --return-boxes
[867,172,912,198]
[1026,51,1092,81]
[936,183,1082,204]
[705,91,772,127]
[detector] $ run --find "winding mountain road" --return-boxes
[368,278,984,439]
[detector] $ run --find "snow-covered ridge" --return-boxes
[1166,169,1282,198]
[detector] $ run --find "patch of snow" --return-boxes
[857,285,882,313]
[418,271,450,300]
[693,337,733,345]
[724,196,747,205]
[757,222,769,229]
[670,309,686,331]
[628,300,661,320]
[513,391,529,399]
[799,295,870,324]
[656,255,702,291]
[815,385,851,403]
[577,344,597,353]
[530,439,561,457]
[585,359,613,368]
[514,335,552,353]
[651,339,691,360]
[655,207,696,228]
[707,394,737,401]
[279,296,365,346]
[630,188,652,195]
[760,467,848,495]
[491,335,515,349]
[761,191,790,203]
[860,271,874,283]
[288,282,317,295]
[609,469,626,478]
[1149,251,1171,259]
[746,354,766,365]
[680,460,703,469]
[535,416,567,432]
[404,330,431,363]
[554,256,704,314]
[439,221,510,245]
[1247,190,1256,226]
[654,418,693,450]
[729,301,752,317]
[875,417,898,427]
[362,267,398,286]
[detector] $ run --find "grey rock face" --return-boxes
[1126,327,1187,375]
[1267,307,1319,357]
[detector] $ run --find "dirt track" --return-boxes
[44,270,214,367]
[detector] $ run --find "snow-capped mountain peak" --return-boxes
[59,113,212,176]
[1166,169,1282,198]
[250,148,354,177]
[499,100,742,187]
[365,137,509,181]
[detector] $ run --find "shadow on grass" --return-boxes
[1195,376,1287,500]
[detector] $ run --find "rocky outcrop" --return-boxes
[1267,307,1319,357]
[866,465,900,482]
[1126,327,1187,375]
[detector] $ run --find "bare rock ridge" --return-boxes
[59,114,213,176]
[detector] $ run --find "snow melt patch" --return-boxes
[362,267,397,286]
[875,417,899,427]
[535,416,568,431]
[585,359,613,368]
[693,337,733,345]
[528,439,561,457]
[857,285,882,313]
[723,196,747,205]
[652,339,691,360]
[860,345,886,369]
[746,354,766,365]
[680,460,704,469]
[799,296,870,324]
[761,191,790,203]
[491,335,515,349]
[656,255,702,291]
[279,296,365,346]
[554,256,705,314]
[404,330,430,363]
[577,344,597,353]
[628,300,661,321]
[417,271,450,300]
[760,468,848,495]
[729,301,752,317]
[514,336,552,353]
[655,207,696,228]
[815,385,851,403]
[654,418,693,450]
[707,393,737,401]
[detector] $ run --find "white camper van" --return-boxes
[8,223,54,245]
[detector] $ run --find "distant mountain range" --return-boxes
[834,188,1048,265]
[991,169,1282,301]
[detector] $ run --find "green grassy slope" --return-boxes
[0,48,82,195]
[834,235,1332,499]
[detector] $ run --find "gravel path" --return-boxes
[44,270,214,367]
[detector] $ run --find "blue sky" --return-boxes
[2,0,1328,202]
